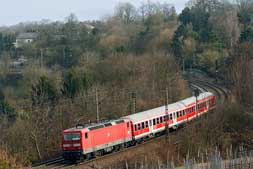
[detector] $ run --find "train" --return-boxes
[62,92,216,160]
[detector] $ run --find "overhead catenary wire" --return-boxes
[19,87,177,111]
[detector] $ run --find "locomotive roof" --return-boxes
[63,119,127,133]
[122,92,213,123]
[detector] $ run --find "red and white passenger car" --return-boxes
[62,92,216,160]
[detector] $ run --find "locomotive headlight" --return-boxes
[63,144,71,147]
[73,143,81,147]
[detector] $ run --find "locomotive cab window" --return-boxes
[85,132,88,139]
[127,122,130,128]
[64,133,80,141]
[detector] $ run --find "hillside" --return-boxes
[0,0,252,167]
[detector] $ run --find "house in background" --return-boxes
[14,32,39,48]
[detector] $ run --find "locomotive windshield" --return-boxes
[64,133,80,141]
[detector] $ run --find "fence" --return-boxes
[108,149,253,169]
[183,150,253,169]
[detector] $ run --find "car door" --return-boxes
[149,119,153,134]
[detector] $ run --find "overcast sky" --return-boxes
[0,0,188,26]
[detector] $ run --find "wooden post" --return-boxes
[96,87,99,123]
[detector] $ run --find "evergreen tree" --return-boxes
[0,89,14,117]
[178,7,191,25]
[62,68,82,99]
[31,76,58,105]
[240,27,253,42]
[171,24,187,59]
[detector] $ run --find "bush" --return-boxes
[0,148,24,169]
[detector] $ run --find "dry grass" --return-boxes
[0,147,25,169]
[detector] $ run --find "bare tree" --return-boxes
[228,43,253,106]
[236,0,253,26]
[209,3,240,48]
[186,0,222,12]
[115,2,137,24]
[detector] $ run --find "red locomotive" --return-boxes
[62,92,216,160]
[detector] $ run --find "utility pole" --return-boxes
[169,79,172,102]
[194,88,200,118]
[96,87,99,123]
[182,57,185,74]
[165,87,169,135]
[132,91,136,114]
[40,49,43,69]
[215,59,218,83]
[63,47,65,66]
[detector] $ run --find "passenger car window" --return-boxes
[145,121,149,128]
[138,123,141,130]
[141,122,145,129]
[163,115,167,121]
[169,114,173,120]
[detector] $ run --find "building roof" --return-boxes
[83,23,95,30]
[16,32,39,39]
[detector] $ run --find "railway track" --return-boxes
[189,80,229,104]
[31,79,230,169]
[32,133,178,169]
